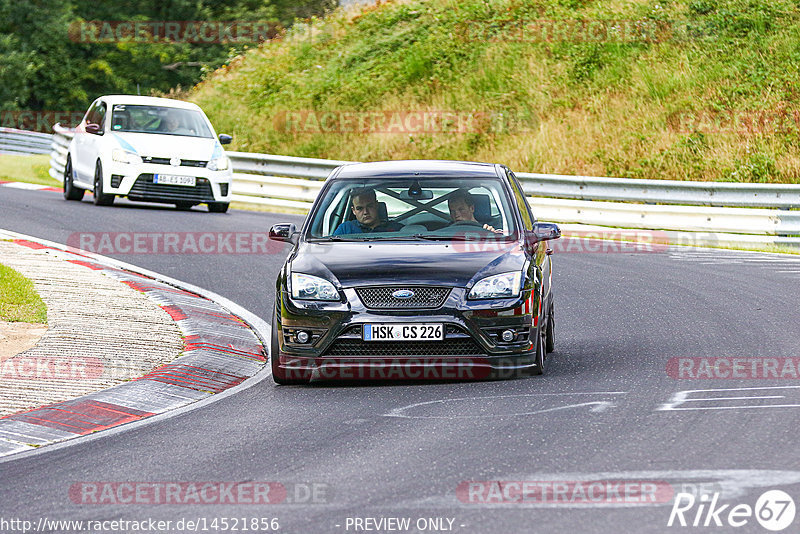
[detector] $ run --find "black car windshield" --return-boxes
[110,104,214,138]
[307,177,519,241]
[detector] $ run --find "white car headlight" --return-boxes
[207,156,229,171]
[291,273,339,301]
[468,272,523,299]
[111,149,142,165]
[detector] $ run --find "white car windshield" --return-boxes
[110,104,214,138]
[307,178,519,241]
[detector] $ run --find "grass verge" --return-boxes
[0,154,59,187]
[0,263,48,323]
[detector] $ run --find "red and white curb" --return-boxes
[0,180,62,192]
[0,229,272,459]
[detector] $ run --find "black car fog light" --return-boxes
[110,175,123,188]
[501,329,515,342]
[296,331,310,344]
[220,183,229,196]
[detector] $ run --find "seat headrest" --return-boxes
[472,194,492,224]
[378,201,388,222]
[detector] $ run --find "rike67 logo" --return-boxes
[668,490,796,531]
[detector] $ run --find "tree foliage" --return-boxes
[0,0,336,118]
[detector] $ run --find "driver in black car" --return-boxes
[447,189,502,233]
[332,187,403,235]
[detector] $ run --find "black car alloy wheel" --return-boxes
[93,161,114,206]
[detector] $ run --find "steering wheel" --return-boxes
[449,220,483,227]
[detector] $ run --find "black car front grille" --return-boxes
[356,286,451,309]
[324,339,483,357]
[128,175,214,203]
[142,156,208,168]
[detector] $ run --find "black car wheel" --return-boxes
[93,161,114,206]
[545,298,555,354]
[529,319,547,376]
[208,202,229,213]
[271,307,309,385]
[63,155,85,201]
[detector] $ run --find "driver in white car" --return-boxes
[162,114,193,135]
[447,189,501,233]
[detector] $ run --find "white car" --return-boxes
[63,95,233,212]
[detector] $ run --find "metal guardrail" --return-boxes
[517,173,800,209]
[47,124,800,247]
[48,126,71,182]
[0,127,53,155]
[227,150,348,180]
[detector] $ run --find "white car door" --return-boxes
[70,105,91,185]
[73,100,107,187]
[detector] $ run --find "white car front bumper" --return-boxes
[104,160,233,203]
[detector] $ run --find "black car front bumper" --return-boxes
[273,286,541,381]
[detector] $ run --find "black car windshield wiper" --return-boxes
[406,234,488,241]
[355,234,440,241]
[348,234,475,242]
[312,236,366,242]
[313,234,505,242]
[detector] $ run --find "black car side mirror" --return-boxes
[269,223,298,244]
[219,134,233,145]
[529,222,561,243]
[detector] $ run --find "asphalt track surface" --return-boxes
[2,186,800,533]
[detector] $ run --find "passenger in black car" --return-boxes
[447,189,502,233]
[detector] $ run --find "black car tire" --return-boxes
[545,298,555,354]
[92,161,114,206]
[271,306,309,385]
[63,155,85,201]
[529,321,547,376]
[208,202,229,213]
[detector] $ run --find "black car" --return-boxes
[268,160,561,384]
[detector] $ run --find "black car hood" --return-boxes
[290,241,527,288]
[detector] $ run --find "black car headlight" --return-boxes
[468,272,522,300]
[291,273,339,301]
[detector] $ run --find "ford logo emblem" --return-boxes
[392,289,414,299]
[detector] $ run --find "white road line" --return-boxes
[384,392,626,419]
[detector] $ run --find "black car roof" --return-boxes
[332,160,501,179]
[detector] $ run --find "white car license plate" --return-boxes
[154,174,196,187]
[363,323,443,341]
